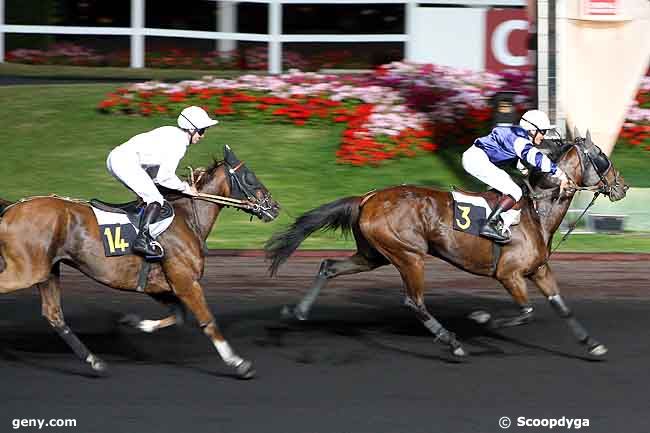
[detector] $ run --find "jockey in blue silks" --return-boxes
[462,109,569,243]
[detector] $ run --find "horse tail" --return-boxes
[265,196,361,276]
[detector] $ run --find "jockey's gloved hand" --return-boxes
[553,169,571,196]
[182,182,199,197]
[516,160,529,176]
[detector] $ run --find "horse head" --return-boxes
[195,145,280,222]
[533,128,628,202]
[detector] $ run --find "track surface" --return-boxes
[0,256,649,433]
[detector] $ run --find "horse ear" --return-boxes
[585,130,593,147]
[223,144,239,164]
[573,126,582,140]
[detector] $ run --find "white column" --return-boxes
[131,0,145,68]
[218,1,237,53]
[536,0,549,112]
[555,0,560,137]
[0,0,5,63]
[268,0,282,74]
[404,0,416,61]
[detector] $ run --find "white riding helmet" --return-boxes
[519,110,552,133]
[177,106,219,131]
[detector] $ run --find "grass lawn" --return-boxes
[0,79,648,252]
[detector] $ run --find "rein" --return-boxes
[186,166,256,211]
[531,142,609,272]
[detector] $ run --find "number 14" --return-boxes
[104,226,129,253]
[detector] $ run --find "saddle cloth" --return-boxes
[90,205,174,257]
[451,191,521,237]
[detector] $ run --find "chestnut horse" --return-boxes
[0,146,279,378]
[266,131,627,358]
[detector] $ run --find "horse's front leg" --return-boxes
[170,278,255,379]
[530,263,607,356]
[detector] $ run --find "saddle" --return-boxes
[90,198,173,228]
[451,186,527,211]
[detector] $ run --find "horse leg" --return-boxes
[38,264,108,375]
[120,292,187,333]
[172,280,255,379]
[487,272,535,328]
[394,254,467,357]
[530,263,607,356]
[282,253,382,321]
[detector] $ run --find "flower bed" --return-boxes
[98,63,533,166]
[6,43,354,71]
[98,70,436,165]
[619,75,650,151]
[373,62,533,147]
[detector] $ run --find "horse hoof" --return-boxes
[468,310,492,324]
[236,360,256,379]
[452,346,468,357]
[589,344,608,357]
[137,320,158,333]
[88,355,109,376]
[281,305,307,321]
[119,313,142,328]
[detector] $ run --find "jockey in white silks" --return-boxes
[106,106,218,257]
[461,109,569,243]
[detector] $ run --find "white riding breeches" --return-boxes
[462,145,523,202]
[107,150,165,205]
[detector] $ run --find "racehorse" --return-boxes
[0,145,279,378]
[265,131,627,358]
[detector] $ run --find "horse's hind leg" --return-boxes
[530,263,607,356]
[39,264,107,375]
[120,291,186,333]
[393,253,467,357]
[283,252,385,321]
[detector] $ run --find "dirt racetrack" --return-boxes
[0,254,648,433]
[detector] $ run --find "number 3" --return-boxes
[456,205,471,230]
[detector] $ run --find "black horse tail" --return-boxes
[265,196,361,276]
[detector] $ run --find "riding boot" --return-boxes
[132,202,162,257]
[480,195,517,243]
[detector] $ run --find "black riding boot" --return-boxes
[132,202,162,257]
[480,195,516,244]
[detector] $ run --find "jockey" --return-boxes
[461,109,569,243]
[106,106,218,257]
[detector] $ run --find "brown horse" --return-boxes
[0,145,279,378]
[265,131,627,358]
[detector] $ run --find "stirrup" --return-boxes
[145,240,164,260]
[480,223,511,243]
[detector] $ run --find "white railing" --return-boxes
[0,0,525,74]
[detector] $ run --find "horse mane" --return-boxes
[538,137,574,161]
[158,158,225,202]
